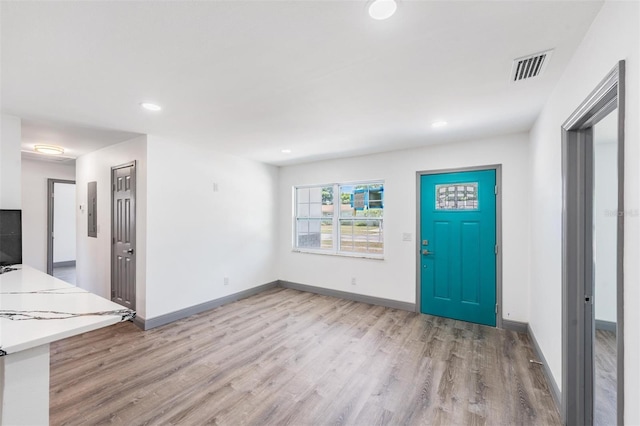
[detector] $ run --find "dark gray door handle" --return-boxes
[123,249,134,254]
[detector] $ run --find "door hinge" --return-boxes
[51,232,54,238]
[495,244,499,254]
[494,185,499,195]
[495,304,499,314]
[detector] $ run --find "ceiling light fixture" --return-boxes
[281,149,292,154]
[140,102,162,111]
[369,0,397,20]
[34,144,65,155]
[431,121,448,128]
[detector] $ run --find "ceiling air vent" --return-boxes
[511,49,553,82]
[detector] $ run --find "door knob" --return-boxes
[422,249,434,255]
[123,248,134,254]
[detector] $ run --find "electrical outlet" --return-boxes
[224,276,229,285]
[351,277,356,285]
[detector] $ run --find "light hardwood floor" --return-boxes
[594,329,617,426]
[53,265,76,286]
[50,288,561,425]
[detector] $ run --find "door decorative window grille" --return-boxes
[435,182,478,210]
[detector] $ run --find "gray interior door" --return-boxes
[111,162,136,310]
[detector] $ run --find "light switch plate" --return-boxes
[402,233,412,242]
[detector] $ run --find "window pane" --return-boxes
[340,185,354,217]
[321,186,334,217]
[297,219,309,234]
[321,219,333,249]
[309,186,322,203]
[339,219,383,254]
[435,182,478,210]
[297,187,310,203]
[297,203,310,218]
[339,219,355,251]
[297,219,322,249]
[296,185,335,250]
[309,202,322,217]
[340,184,384,215]
[309,219,321,233]
[297,186,333,220]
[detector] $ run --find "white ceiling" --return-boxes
[21,118,140,159]
[1,1,603,166]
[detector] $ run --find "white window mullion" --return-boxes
[332,183,339,254]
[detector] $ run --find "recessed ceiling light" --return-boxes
[281,149,292,154]
[34,144,64,155]
[369,0,397,20]
[431,121,448,128]
[140,102,162,111]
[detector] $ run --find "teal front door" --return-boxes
[420,170,497,327]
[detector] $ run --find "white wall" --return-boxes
[144,136,279,319]
[20,159,75,271]
[528,1,639,421]
[75,136,147,317]
[278,132,531,322]
[53,182,76,263]
[0,114,21,209]
[594,141,617,323]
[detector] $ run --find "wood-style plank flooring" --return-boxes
[53,265,77,286]
[50,288,561,425]
[594,329,617,426]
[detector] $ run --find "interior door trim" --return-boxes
[561,60,625,426]
[415,164,502,329]
[46,178,76,275]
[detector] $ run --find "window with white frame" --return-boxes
[295,185,334,250]
[294,181,384,257]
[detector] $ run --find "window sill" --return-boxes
[292,249,384,261]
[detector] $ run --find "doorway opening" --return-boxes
[561,61,625,425]
[47,179,76,285]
